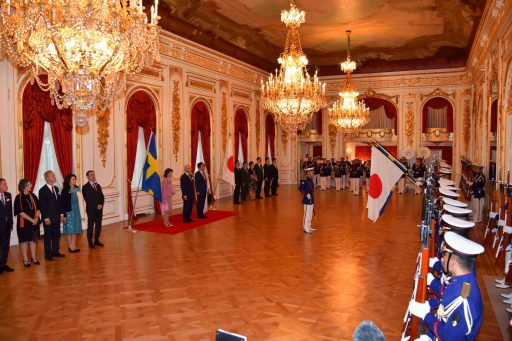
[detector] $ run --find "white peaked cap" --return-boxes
[442,197,468,207]
[442,214,475,229]
[444,231,484,257]
[443,204,472,215]
[439,188,460,198]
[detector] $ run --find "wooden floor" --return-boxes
[0,185,503,340]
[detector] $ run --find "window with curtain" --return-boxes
[237,132,244,163]
[363,106,395,129]
[428,107,448,128]
[131,126,147,190]
[34,122,64,193]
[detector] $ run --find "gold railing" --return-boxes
[423,128,452,142]
[352,128,395,142]
[299,129,322,142]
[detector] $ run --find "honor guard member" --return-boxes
[319,160,329,191]
[314,160,321,188]
[409,231,484,341]
[364,160,371,192]
[398,157,408,194]
[334,162,342,191]
[412,158,425,194]
[340,160,347,190]
[299,167,315,234]
[470,165,485,223]
[350,159,362,195]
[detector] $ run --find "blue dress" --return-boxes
[63,187,82,234]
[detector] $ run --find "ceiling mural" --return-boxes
[158,0,485,74]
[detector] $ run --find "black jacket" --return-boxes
[180,173,194,199]
[241,167,251,185]
[0,192,13,228]
[264,164,271,180]
[270,164,279,179]
[254,163,264,181]
[235,167,242,186]
[38,185,64,221]
[82,182,105,214]
[194,171,207,194]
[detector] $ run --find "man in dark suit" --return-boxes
[254,157,264,199]
[263,157,271,198]
[180,164,194,223]
[194,162,208,219]
[233,160,241,204]
[241,161,251,202]
[38,170,66,260]
[271,157,279,196]
[82,170,105,248]
[0,178,14,273]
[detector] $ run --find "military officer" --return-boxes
[319,160,329,191]
[409,231,484,341]
[470,165,485,223]
[350,159,362,195]
[398,157,408,194]
[299,167,315,234]
[412,158,425,194]
[334,162,342,191]
[364,160,371,192]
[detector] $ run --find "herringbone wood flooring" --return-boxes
[0,186,502,340]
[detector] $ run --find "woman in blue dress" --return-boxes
[61,174,82,253]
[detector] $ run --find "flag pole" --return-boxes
[127,131,154,233]
[368,139,417,184]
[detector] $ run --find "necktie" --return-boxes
[51,186,57,200]
[93,183,97,191]
[0,194,4,206]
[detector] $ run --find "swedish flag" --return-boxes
[141,133,162,202]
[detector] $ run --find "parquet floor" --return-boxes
[0,185,503,340]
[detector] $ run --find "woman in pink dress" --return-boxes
[161,168,175,227]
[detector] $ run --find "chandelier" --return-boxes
[260,1,326,133]
[329,30,369,132]
[0,0,160,126]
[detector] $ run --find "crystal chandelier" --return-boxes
[261,1,326,133]
[0,0,160,126]
[329,30,369,132]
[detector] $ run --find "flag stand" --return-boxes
[126,132,155,233]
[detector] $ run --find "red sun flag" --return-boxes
[220,136,235,187]
[369,174,382,199]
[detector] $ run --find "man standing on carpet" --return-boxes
[270,157,279,196]
[82,170,105,248]
[233,160,241,204]
[180,165,194,223]
[264,157,271,198]
[254,157,264,199]
[241,161,251,202]
[194,162,208,219]
[299,167,315,234]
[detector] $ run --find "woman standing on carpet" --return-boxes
[14,179,41,267]
[162,168,175,227]
[61,174,82,253]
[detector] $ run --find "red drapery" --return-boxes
[126,90,158,218]
[265,114,275,158]
[429,146,453,164]
[361,97,398,133]
[355,145,397,161]
[234,108,248,161]
[491,99,498,133]
[22,77,73,183]
[313,145,322,157]
[190,101,211,171]
[422,97,453,132]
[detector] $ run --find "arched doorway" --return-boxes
[422,97,454,164]
[265,113,276,159]
[190,100,211,172]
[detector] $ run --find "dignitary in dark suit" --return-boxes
[263,157,272,197]
[270,157,279,196]
[194,162,208,219]
[241,161,251,202]
[0,178,14,273]
[82,170,105,248]
[180,165,194,223]
[254,157,264,199]
[38,170,65,260]
[233,160,242,204]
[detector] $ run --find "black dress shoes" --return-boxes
[198,216,207,219]
[94,241,104,247]
[184,219,194,223]
[45,256,53,261]
[53,253,65,258]
[3,265,14,272]
[89,243,95,249]
[68,248,79,253]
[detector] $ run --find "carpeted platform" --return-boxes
[483,275,512,340]
[134,209,237,234]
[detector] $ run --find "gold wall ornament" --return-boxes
[420,88,456,101]
[96,109,110,167]
[256,100,261,153]
[362,89,399,104]
[221,91,228,151]
[404,101,415,147]
[463,100,471,155]
[281,129,289,153]
[329,124,337,157]
[172,80,181,162]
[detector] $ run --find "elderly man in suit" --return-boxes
[233,160,242,204]
[180,165,194,223]
[82,170,105,249]
[194,162,208,219]
[38,170,66,260]
[0,178,14,273]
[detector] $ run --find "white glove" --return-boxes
[429,257,439,268]
[414,335,432,341]
[408,300,430,319]
[427,273,435,286]
[307,194,311,199]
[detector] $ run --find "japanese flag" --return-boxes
[220,135,235,187]
[366,147,404,222]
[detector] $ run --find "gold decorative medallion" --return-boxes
[96,109,110,167]
[172,80,181,162]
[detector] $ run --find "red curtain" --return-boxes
[234,108,248,161]
[491,99,498,133]
[422,97,453,132]
[265,114,275,158]
[191,101,211,171]
[362,97,398,133]
[126,91,158,218]
[355,145,397,161]
[313,145,322,157]
[22,77,73,183]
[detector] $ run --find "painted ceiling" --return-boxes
[157,0,486,74]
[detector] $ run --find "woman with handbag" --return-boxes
[61,174,82,253]
[13,179,41,267]
[161,168,175,227]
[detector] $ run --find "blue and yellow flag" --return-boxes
[141,133,162,202]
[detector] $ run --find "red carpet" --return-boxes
[134,210,237,235]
